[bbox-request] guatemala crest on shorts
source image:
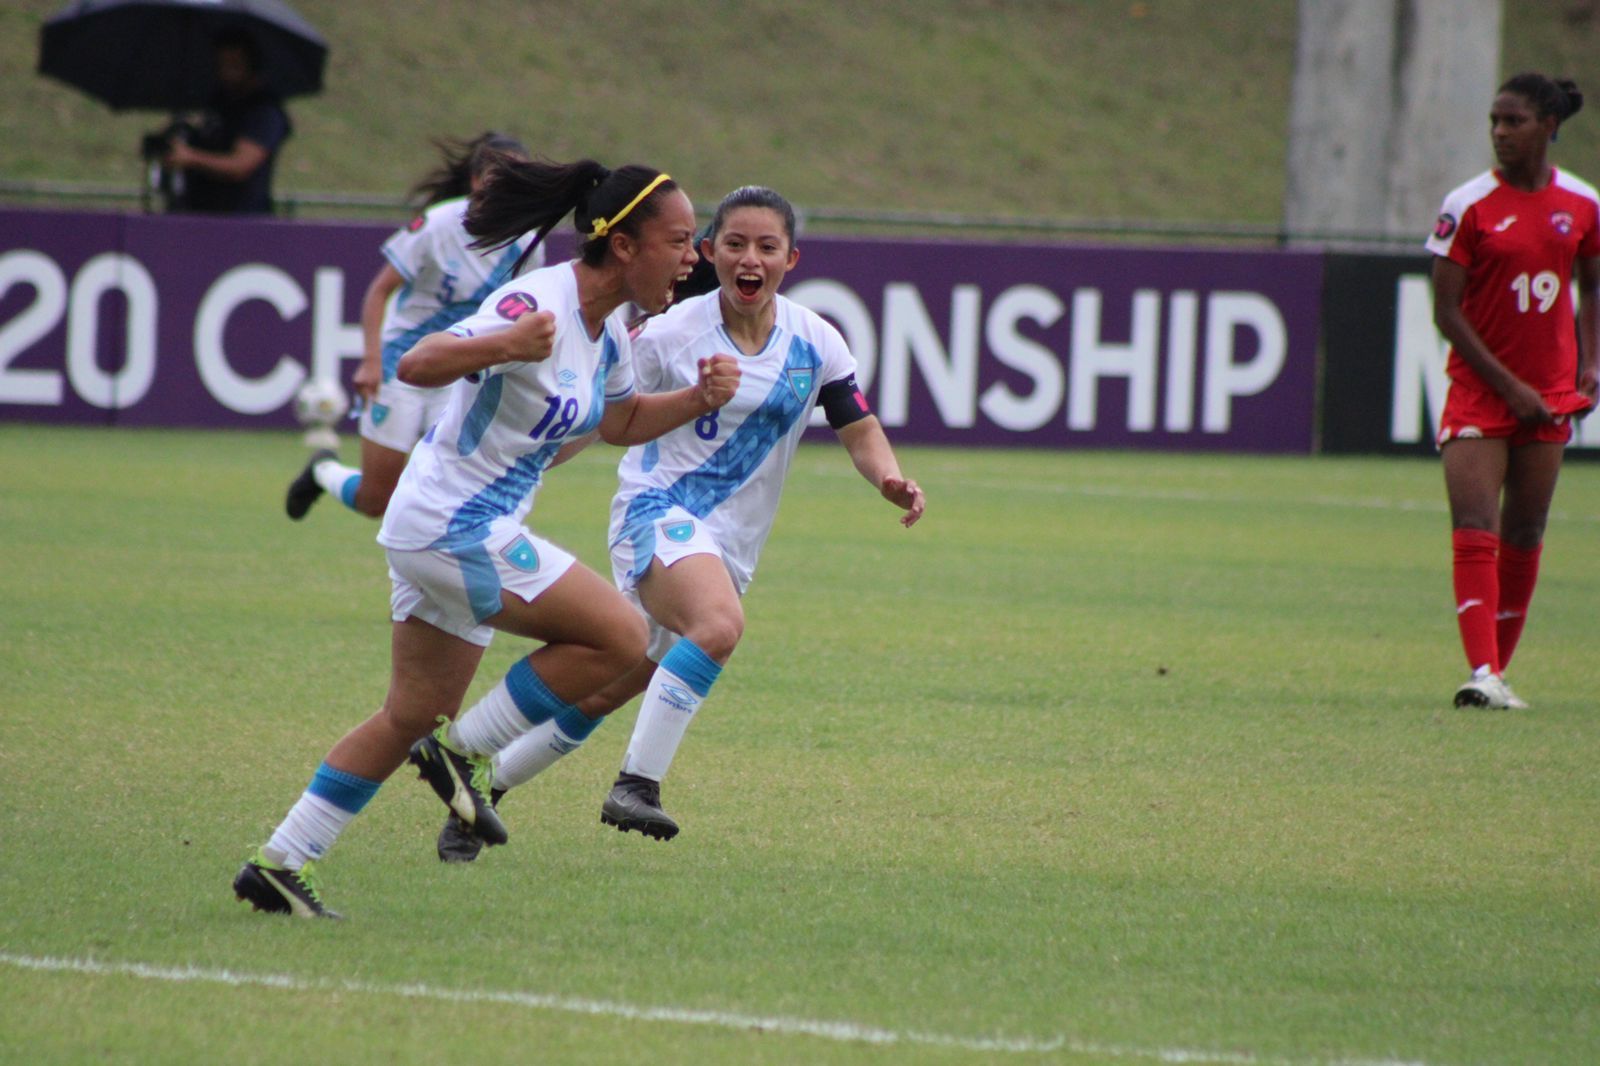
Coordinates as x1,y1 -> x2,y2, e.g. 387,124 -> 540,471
785,367 -> 815,403
662,520 -> 695,543
370,403 -> 390,426
500,535 -> 540,572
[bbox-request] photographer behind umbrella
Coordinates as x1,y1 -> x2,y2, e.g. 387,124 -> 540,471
148,28 -> 292,214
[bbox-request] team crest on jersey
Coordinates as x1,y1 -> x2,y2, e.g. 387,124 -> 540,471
785,367 -> 815,403
500,535 -> 540,572
662,520 -> 695,543
370,403 -> 390,426
1551,210 -> 1575,235
1433,212 -> 1457,239
496,291 -> 538,320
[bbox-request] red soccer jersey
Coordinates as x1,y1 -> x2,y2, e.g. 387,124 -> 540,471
1426,168 -> 1600,395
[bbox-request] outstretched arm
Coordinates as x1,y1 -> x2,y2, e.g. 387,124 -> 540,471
836,415 -> 924,527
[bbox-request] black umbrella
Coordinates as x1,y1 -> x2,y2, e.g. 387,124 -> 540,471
38,0 -> 327,112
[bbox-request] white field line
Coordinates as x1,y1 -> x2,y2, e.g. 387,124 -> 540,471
804,462 -> 1600,525
0,951 -> 1430,1066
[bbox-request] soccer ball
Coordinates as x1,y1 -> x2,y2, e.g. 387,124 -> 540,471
294,378 -> 348,427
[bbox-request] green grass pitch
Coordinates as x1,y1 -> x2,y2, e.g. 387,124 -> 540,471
1,424 -> 1597,1065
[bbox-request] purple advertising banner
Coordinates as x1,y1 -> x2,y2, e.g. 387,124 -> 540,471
0,207 -> 1323,451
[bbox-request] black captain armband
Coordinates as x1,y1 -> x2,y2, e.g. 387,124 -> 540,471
819,373 -> 872,429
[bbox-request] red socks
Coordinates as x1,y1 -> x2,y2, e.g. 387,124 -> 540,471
1452,528 -> 1501,674
1496,541 -> 1543,670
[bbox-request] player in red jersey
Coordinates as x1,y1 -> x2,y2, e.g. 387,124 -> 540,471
1427,72 -> 1600,709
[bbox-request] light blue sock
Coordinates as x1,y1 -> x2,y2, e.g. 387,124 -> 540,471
263,762 -> 381,869
493,705 -> 606,790
621,640 -> 722,780
450,658 -> 578,756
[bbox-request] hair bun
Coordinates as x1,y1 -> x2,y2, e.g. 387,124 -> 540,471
1557,77 -> 1584,119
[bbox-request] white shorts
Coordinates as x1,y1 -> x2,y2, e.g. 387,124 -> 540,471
610,504 -> 734,661
361,378 -> 450,453
387,518 -> 577,647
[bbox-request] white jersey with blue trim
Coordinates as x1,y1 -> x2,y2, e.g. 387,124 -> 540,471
610,290 -> 857,591
379,262 -> 636,551
377,197 -> 544,381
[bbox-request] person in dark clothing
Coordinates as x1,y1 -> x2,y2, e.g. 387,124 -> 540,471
163,29 -> 291,214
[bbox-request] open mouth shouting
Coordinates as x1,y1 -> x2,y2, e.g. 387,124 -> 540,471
735,273 -> 763,299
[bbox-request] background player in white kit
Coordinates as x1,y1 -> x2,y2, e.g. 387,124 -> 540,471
234,160 -> 740,917
436,186 -> 924,859
285,132 -> 542,520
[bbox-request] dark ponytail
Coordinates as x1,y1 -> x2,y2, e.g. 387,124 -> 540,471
465,160 -> 679,270
1500,72 -> 1584,127
408,131 -> 530,208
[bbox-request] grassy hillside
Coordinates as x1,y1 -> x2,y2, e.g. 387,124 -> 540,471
4,1 -> 1600,230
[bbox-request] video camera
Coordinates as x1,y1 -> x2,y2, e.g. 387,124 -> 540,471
139,119 -> 195,212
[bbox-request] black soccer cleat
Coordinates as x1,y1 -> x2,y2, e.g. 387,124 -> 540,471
409,725 -> 508,847
285,448 -> 338,520
437,788 -> 505,863
600,772 -> 679,841
233,852 -> 342,919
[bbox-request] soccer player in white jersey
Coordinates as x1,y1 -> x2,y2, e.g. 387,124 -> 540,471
1427,72 -> 1599,710
435,186 -> 925,859
285,132 -> 544,521
234,160 -> 740,917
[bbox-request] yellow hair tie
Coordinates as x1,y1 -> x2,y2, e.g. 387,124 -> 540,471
588,173 -> 672,240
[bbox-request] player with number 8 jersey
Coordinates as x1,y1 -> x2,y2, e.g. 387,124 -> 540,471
1427,71 -> 1600,712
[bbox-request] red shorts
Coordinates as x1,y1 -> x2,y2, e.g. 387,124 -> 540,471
1436,384 -> 1591,447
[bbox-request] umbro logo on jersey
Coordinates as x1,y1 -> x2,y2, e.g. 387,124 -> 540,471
1433,212 -> 1457,239
1551,210 -> 1575,234
1492,215 -> 1518,232
557,369 -> 578,387
496,291 -> 538,320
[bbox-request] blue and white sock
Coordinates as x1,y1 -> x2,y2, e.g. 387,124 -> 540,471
449,658 -> 576,757
492,705 -> 605,790
312,457 -> 361,511
620,640 -> 721,781
262,762 -> 380,869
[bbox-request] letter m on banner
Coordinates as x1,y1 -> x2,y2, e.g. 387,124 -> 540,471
1389,275 -> 1450,444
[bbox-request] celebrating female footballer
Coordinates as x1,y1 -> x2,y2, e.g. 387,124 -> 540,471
234,161 -> 739,917
433,185 -> 925,860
